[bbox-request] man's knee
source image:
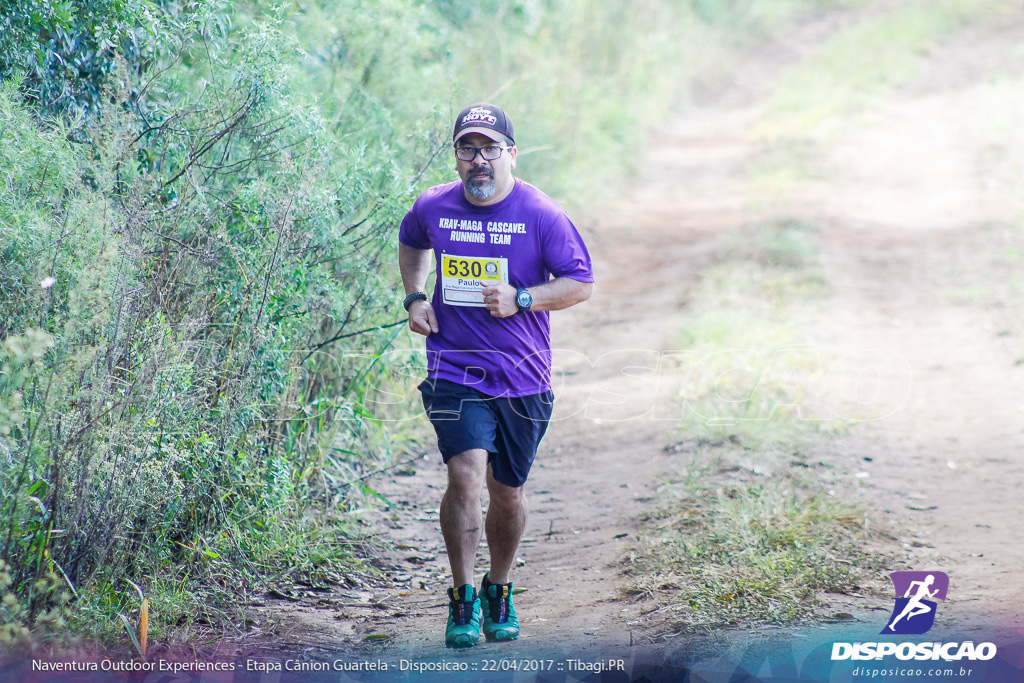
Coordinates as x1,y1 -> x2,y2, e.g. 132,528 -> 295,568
446,449 -> 488,494
487,474 -> 525,511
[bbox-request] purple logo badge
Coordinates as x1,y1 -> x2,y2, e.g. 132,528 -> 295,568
881,571 -> 949,635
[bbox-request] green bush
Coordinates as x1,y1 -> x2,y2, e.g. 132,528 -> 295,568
0,0 -> 158,117
0,11 -> 418,645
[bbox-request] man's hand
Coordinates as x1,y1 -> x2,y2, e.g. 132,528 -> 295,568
481,281 -> 518,318
408,299 -> 438,335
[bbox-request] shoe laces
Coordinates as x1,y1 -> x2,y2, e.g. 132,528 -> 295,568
449,585 -> 477,625
485,583 -> 512,623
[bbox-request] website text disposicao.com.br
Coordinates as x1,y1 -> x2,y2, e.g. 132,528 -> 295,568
852,664 -> 979,679
837,640 -> 996,680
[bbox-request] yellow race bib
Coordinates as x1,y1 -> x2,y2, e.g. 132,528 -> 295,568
440,254 -> 509,307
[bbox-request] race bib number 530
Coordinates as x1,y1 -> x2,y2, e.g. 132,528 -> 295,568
441,254 -> 509,307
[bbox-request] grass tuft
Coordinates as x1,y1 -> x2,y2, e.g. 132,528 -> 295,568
628,446 -> 886,635
629,218 -> 887,637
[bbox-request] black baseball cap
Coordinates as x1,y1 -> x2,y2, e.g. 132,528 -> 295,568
452,103 -> 515,145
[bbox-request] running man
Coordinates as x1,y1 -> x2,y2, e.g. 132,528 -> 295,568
888,574 -> 939,632
398,103 -> 594,647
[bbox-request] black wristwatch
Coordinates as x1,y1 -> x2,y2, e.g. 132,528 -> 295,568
515,288 -> 533,313
403,291 -> 428,311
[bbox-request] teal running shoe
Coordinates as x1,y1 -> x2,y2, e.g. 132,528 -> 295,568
480,574 -> 519,642
445,584 -> 481,648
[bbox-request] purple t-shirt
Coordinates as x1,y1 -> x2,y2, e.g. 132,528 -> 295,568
399,178 -> 594,397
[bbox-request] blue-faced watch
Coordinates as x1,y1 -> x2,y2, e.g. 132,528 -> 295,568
516,288 -> 533,312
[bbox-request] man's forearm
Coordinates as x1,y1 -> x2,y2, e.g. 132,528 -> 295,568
524,277 -> 593,312
399,243 -> 433,295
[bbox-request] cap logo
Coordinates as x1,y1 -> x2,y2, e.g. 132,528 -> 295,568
462,107 -> 497,127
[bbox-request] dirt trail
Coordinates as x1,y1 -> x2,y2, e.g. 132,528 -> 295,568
250,2 -> 1024,669
793,8 -> 1024,635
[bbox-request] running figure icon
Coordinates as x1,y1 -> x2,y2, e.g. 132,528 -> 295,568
882,570 -> 949,635
887,574 -> 938,631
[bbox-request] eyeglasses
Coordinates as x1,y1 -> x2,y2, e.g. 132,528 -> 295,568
454,144 -> 508,162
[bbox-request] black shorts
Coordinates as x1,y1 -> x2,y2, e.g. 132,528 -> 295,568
418,378 -> 554,487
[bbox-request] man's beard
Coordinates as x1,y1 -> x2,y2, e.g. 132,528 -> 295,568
465,168 -> 496,200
